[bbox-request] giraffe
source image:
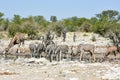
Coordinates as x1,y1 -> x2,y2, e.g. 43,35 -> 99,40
4,33 -> 25,58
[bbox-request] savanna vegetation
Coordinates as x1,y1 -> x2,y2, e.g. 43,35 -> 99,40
0,10 -> 120,39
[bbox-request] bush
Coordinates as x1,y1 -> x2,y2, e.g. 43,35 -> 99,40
83,34 -> 88,36
7,22 -> 38,38
67,25 -> 77,32
91,35 -> 96,42
7,24 -> 21,36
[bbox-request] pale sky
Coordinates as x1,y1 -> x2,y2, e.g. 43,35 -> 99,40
0,0 -> 120,20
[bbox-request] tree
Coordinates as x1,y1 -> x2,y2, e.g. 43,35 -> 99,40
91,10 -> 120,36
63,16 -> 81,31
3,18 -> 9,31
80,21 -> 93,32
50,16 -> 57,22
34,16 -> 45,24
0,12 -> 4,26
0,12 -> 4,17
96,10 -> 120,22
12,14 -> 22,25
34,15 -> 48,30
23,16 -> 38,39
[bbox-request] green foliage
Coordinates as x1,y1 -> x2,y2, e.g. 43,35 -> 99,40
83,34 -> 88,36
48,21 -> 63,37
80,21 -> 93,32
67,25 -> 77,32
12,14 -> 22,25
50,16 -> 57,22
96,10 -> 120,22
0,12 -> 4,18
0,10 -> 120,39
25,24 -> 38,36
91,35 -> 96,42
8,24 -> 21,36
54,25 -> 62,37
2,18 -> 9,31
90,10 -> 120,36
0,12 -> 4,28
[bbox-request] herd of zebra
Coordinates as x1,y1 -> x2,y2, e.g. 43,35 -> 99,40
3,32 -> 120,62
29,31 -> 120,62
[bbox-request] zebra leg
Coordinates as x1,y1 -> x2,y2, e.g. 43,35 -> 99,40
89,52 -> 92,63
91,50 -> 96,62
66,53 -> 69,60
80,50 -> 83,61
60,52 -> 62,61
49,52 -> 54,62
5,53 -> 7,59
50,55 -> 52,62
56,54 -> 59,61
39,53 -> 41,58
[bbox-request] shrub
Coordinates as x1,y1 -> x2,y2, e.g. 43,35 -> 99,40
83,34 -> 88,36
91,35 -> 96,42
7,24 -> 21,36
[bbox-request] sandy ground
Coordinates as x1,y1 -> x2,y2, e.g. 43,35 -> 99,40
0,58 -> 120,80
0,32 -> 120,80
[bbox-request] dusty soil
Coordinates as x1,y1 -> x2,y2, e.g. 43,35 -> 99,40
0,32 -> 120,80
0,58 -> 120,80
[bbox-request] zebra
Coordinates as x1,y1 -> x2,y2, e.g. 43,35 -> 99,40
36,43 -> 46,58
55,44 -> 69,61
45,42 -> 57,62
29,43 -> 37,58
